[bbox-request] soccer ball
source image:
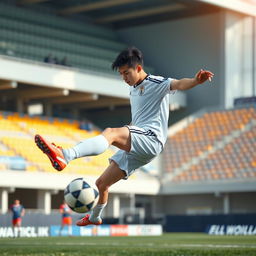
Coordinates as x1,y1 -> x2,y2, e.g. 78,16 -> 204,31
64,178 -> 99,213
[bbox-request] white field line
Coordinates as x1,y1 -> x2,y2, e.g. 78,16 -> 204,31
4,241 -> 256,249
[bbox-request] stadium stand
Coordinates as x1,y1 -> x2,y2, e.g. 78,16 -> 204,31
0,2 -> 156,75
163,106 -> 256,182
0,111 -> 115,175
0,2 -> 122,73
0,2 -> 118,41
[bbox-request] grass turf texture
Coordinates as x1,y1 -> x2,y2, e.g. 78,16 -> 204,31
0,233 -> 255,256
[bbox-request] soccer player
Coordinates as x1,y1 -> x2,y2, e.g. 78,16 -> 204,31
59,201 -> 72,236
11,199 -> 25,237
35,46 -> 214,226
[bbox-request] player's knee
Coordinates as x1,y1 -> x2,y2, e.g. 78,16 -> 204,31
96,178 -> 109,192
95,178 -> 101,189
102,127 -> 116,144
103,127 -> 113,135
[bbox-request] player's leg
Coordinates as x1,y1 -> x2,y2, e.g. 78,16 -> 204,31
95,159 -> 126,205
68,223 -> 72,236
76,161 -> 125,226
102,127 -> 131,152
35,126 -> 131,171
12,222 -> 16,238
17,220 -> 22,237
13,219 -> 21,237
64,127 -> 131,162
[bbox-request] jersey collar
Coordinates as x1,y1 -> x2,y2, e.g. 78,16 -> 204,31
133,74 -> 149,88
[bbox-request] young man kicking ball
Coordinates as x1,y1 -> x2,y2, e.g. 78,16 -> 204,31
35,46 -> 214,226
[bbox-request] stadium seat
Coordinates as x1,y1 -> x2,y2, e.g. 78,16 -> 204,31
0,2 -> 117,41
0,112 -> 115,175
0,4 -> 154,75
163,107 -> 256,182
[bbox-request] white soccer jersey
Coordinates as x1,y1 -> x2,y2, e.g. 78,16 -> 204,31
129,74 -> 175,147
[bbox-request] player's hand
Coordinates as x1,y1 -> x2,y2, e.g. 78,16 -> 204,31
195,69 -> 214,84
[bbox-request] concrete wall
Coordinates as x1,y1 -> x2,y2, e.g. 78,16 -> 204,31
229,192 -> 256,214
0,56 -> 128,99
159,194 -> 223,215
155,192 -> 256,215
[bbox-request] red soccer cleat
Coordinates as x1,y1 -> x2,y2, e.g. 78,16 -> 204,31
76,214 -> 102,226
35,134 -> 67,171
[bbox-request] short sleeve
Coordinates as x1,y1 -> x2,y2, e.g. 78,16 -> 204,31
169,79 -> 177,95
158,78 -> 176,97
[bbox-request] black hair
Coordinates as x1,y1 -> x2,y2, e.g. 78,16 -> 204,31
112,46 -> 144,70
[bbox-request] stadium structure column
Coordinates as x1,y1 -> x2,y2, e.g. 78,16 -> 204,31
71,108 -> 79,120
37,189 -> 58,214
113,195 -> 120,218
223,11 -> 255,107
253,16 -> 256,96
223,193 -> 230,214
107,194 -> 120,218
45,102 -> 53,117
17,99 -> 24,114
129,193 -> 135,211
0,188 -> 9,214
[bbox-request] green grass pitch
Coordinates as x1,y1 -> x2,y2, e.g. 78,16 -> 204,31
0,233 -> 255,256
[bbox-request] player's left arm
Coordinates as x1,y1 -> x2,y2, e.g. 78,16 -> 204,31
21,207 -> 25,217
171,69 -> 214,91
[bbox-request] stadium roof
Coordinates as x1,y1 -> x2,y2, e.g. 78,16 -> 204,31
16,0 -> 256,29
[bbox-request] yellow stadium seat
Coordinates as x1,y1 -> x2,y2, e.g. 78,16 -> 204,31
0,112 -> 114,175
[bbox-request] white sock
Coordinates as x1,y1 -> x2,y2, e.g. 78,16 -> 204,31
68,225 -> 72,236
63,135 -> 109,163
89,203 -> 107,223
59,226 -> 63,236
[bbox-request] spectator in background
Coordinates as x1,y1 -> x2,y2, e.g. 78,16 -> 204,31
11,199 -> 25,237
59,201 -> 72,236
60,56 -> 71,67
44,55 -> 71,66
53,56 -> 59,65
44,53 -> 55,64
80,120 -> 93,132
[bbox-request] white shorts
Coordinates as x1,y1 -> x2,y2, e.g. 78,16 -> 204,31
109,126 -> 163,179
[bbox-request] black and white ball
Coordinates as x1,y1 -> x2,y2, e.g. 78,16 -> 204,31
64,178 -> 99,213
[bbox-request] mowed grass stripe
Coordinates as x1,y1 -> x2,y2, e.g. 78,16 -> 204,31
1,241 -> 256,249
0,233 -> 255,256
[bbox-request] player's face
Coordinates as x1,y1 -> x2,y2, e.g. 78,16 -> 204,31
14,200 -> 20,205
118,65 -> 140,86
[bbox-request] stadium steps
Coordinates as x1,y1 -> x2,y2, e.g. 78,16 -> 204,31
164,108 -> 255,169
163,107 -> 256,182
0,4 -> 154,74
0,142 -> 15,157
0,2 -> 118,41
0,16 -> 124,52
168,119 -> 255,180
0,39 -> 113,73
0,27 -> 119,61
